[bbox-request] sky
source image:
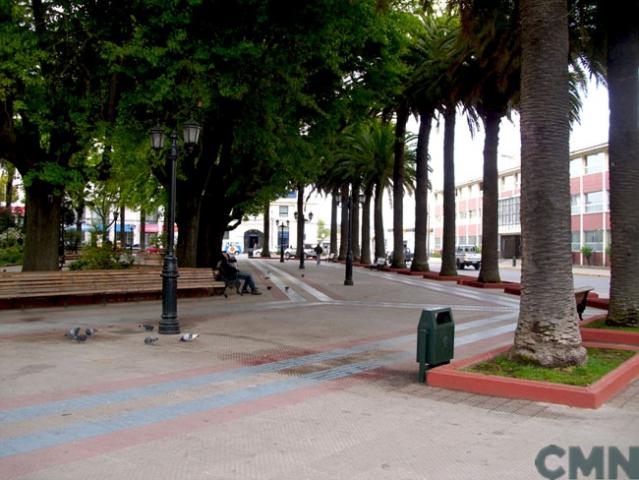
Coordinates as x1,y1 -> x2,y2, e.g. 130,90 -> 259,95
414,80 -> 610,190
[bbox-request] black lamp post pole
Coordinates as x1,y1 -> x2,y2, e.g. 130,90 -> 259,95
159,131 -> 180,334
344,186 -> 354,286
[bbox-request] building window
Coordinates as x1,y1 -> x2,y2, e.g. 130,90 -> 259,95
570,158 -> 582,177
571,194 -> 581,215
585,191 -> 604,213
498,197 -> 521,226
571,231 -> 580,252
585,152 -> 605,174
584,230 -> 603,252
279,205 -> 288,217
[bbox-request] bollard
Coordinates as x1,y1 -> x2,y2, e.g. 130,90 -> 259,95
512,255 -> 517,267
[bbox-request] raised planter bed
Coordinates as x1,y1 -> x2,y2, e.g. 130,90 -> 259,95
581,314 -> 639,346
426,342 -> 639,409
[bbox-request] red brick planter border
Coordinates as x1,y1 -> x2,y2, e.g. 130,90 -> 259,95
426,342 -> 639,409
422,272 -> 463,281
456,278 -> 518,289
581,314 -> 639,346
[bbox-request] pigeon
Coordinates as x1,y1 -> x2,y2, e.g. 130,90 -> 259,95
144,336 -> 159,345
75,334 -> 88,342
140,323 -> 154,331
66,327 -> 81,339
85,328 -> 97,337
180,333 -> 199,342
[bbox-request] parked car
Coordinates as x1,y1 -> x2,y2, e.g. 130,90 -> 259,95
252,248 -> 262,257
456,244 -> 481,270
284,244 -> 317,259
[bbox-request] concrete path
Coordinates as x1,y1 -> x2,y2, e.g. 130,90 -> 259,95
0,259 -> 635,480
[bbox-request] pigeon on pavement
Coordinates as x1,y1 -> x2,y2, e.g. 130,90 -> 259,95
144,336 -> 159,345
180,333 -> 199,342
75,334 -> 88,342
140,324 -> 154,331
66,327 -> 81,338
85,328 -> 97,337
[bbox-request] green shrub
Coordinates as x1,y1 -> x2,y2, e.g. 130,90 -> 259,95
581,245 -> 593,264
0,245 -> 23,266
68,246 -> 134,270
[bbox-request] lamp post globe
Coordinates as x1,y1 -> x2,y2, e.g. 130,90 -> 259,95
149,120 -> 201,334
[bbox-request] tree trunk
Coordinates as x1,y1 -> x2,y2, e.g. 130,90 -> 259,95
74,198 -> 84,251
296,183 -> 304,265
391,103 -> 409,268
22,181 -> 60,271
176,195 -> 200,267
374,181 -> 385,261
513,0 -> 586,367
262,201 -> 271,257
412,111 -> 432,272
330,189 -> 338,256
4,164 -> 14,209
360,186 -> 373,265
440,107 -> 457,276
119,204 -> 126,247
338,184 -> 348,260
478,110 -> 502,283
352,181 -> 361,262
606,1 -> 639,327
140,209 -> 146,251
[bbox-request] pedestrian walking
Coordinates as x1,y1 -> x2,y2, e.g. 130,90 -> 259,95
314,244 -> 323,265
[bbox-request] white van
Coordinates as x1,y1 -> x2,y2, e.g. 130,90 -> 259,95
456,245 -> 481,270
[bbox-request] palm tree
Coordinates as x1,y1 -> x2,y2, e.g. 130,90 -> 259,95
596,1 -> 639,327
405,12 -> 459,272
439,105 -> 458,276
512,0 -> 586,367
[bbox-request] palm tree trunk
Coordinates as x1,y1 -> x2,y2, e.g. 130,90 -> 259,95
338,184 -> 348,261
374,181 -> 385,260
352,181 -> 361,262
440,106 -> 457,276
412,110 -> 432,272
330,189 -> 338,257
478,110 -> 502,283
361,186 -> 373,265
605,1 -> 639,327
513,0 -> 585,367
262,201 -> 271,257
391,103 -> 409,268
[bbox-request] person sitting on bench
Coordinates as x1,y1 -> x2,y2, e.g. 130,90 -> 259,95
219,252 -> 262,295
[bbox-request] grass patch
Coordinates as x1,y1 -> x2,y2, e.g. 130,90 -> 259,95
584,318 -> 639,333
465,348 -> 635,386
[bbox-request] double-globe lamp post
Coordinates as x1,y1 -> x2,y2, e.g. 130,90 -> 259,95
294,211 -> 313,269
150,120 -> 201,335
276,219 -> 289,263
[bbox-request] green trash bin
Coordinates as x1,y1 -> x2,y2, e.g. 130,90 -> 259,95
416,308 -> 455,383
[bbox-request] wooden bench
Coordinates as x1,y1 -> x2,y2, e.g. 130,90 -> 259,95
0,268 -> 225,309
575,286 -> 594,321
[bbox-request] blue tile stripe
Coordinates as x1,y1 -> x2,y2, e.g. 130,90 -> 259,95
0,320 -> 516,459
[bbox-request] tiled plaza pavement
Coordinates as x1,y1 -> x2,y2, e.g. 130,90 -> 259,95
0,259 -> 636,480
